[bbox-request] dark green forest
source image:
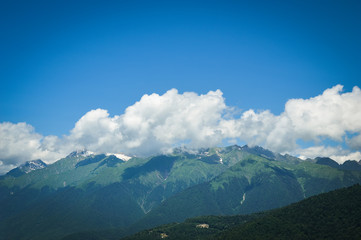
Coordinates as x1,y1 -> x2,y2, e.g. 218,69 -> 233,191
122,184 -> 361,240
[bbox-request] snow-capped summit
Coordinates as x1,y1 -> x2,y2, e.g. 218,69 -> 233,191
6,159 -> 47,177
66,150 -> 131,161
106,153 -> 132,161
68,149 -> 94,158
23,160 -> 48,173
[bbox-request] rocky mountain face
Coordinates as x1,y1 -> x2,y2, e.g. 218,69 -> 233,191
4,159 -> 47,177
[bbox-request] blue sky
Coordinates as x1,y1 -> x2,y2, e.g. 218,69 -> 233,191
1,0 -> 361,172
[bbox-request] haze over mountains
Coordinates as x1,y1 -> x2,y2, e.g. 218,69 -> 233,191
1,145 -> 361,240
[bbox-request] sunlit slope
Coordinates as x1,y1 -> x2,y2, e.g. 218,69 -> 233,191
0,147 -> 243,240
130,153 -> 361,231
1,146 -> 361,240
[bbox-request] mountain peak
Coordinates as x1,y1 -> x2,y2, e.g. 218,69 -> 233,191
6,159 -> 47,177
316,157 -> 361,171
67,149 -> 94,158
315,157 -> 339,166
241,145 -> 276,160
23,160 -> 47,173
105,153 -> 132,161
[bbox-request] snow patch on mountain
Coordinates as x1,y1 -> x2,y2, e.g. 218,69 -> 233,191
68,149 -> 94,158
106,153 -> 132,161
23,160 -> 47,173
5,159 -> 48,177
240,193 -> 246,205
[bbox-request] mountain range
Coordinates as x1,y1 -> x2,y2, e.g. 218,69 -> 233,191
1,145 -> 361,240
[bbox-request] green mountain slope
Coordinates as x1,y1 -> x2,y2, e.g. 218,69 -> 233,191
1,146 -> 361,240
121,184 -> 361,240
127,153 -> 361,233
0,148 -> 235,239
1,160 -> 47,178
0,184 -> 144,240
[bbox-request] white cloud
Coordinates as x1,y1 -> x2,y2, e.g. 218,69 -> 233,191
294,145 -> 361,164
331,152 -> 361,163
284,85 -> 361,141
0,122 -> 42,167
229,85 -> 361,157
1,85 -> 361,174
295,145 -> 344,160
67,108 -> 123,153
0,122 -> 65,174
67,89 -> 228,156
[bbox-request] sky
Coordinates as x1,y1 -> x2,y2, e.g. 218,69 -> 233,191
0,0 -> 361,173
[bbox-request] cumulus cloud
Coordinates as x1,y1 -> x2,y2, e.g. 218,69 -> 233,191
231,85 -> 361,155
295,145 -> 361,164
0,122 -> 42,166
331,152 -> 361,163
0,122 -> 65,174
1,85 -> 361,174
284,85 -> 361,141
68,89 -> 228,155
67,109 -> 123,153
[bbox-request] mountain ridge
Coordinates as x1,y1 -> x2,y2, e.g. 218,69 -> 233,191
4,145 -> 361,179
2,159 -> 47,178
1,145 -> 361,240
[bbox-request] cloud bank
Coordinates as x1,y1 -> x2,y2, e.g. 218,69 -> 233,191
1,85 -> 361,173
